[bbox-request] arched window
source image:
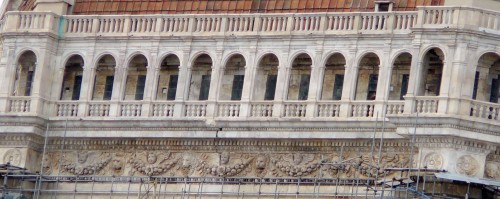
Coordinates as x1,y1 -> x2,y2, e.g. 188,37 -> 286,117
92,55 -> 116,100
355,53 -> 380,100
321,53 -> 346,100
188,54 -> 213,101
60,55 -> 84,100
253,54 -> 279,101
124,54 -> 148,100
389,53 -> 412,100
220,54 -> 246,101
417,48 -> 444,96
474,52 -> 500,103
13,51 -> 37,96
157,54 -> 180,100
287,53 -> 312,100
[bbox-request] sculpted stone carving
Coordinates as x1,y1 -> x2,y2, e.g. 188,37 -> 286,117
423,152 -> 443,169
110,153 -> 126,176
178,152 -> 196,176
324,153 -> 356,177
198,152 -> 253,177
358,154 -> 409,177
3,149 -> 22,166
456,155 -> 479,176
128,152 -> 177,176
485,162 -> 500,179
271,154 -> 321,177
61,151 -> 111,175
255,155 -> 268,177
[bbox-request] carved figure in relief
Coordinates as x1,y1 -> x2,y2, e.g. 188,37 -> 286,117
61,151 -> 111,175
178,153 -> 196,176
128,151 -> 177,176
255,155 -> 268,177
110,153 -> 126,176
3,149 -> 22,166
324,153 -> 355,177
485,162 -> 500,179
271,154 -> 321,177
456,155 -> 479,176
198,152 -> 253,177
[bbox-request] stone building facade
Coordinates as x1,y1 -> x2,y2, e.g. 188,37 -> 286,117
0,0 -> 499,198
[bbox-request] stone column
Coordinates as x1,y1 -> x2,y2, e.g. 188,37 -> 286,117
173,51 -> 191,118
306,65 -> 323,118
339,51 -> 358,117
206,62 -> 221,118
109,66 -> 125,117
77,65 -> 94,117
141,65 -> 155,117
374,52 -> 391,116
31,47 -> 53,116
403,49 -> 421,114
437,47 -> 453,114
239,52 -> 256,118
0,47 -> 16,113
272,63 -> 288,118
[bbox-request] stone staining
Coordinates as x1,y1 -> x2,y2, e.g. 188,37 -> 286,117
188,54 -> 213,100
287,53 -> 312,100
3,148 -> 22,166
61,151 -> 111,175
128,151 -> 177,176
178,152 -> 197,176
92,55 -> 116,100
110,153 -> 126,176
355,53 -> 380,100
423,152 -> 443,169
271,154 -> 321,177
456,155 -> 479,176
198,152 -> 253,177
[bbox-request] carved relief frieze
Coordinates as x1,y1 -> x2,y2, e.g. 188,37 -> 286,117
271,154 -> 321,177
197,152 -> 253,177
485,161 -> 500,180
61,151 -> 111,175
128,151 -> 177,176
357,154 -> 410,177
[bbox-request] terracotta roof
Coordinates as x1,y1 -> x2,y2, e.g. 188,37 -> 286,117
70,0 -> 444,15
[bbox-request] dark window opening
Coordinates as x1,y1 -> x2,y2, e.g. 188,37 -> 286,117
72,75 -> 82,100
472,72 -> 479,100
264,75 -> 277,101
24,71 -> 34,96
134,75 -> 146,100
367,74 -> 378,100
298,75 -> 310,100
103,76 -> 114,100
333,74 -> 344,100
199,75 -> 211,100
231,75 -> 244,100
167,75 -> 178,101
400,74 -> 409,100
378,3 -> 390,12
490,75 -> 499,103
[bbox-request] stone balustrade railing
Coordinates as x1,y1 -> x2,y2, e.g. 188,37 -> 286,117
3,6 -> 499,37
5,96 -> 500,124
469,100 -> 500,121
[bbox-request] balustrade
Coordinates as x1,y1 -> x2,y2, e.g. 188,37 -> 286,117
184,102 -> 207,118
217,102 -> 241,118
6,7 -> 497,37
8,97 -> 31,113
282,102 -> 307,118
88,102 -> 111,117
414,97 -> 439,114
152,102 -> 175,117
351,102 -> 375,117
385,101 -> 405,115
469,100 -> 499,121
250,102 -> 274,118
317,102 -> 341,118
120,102 -> 143,117
56,102 -> 79,117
